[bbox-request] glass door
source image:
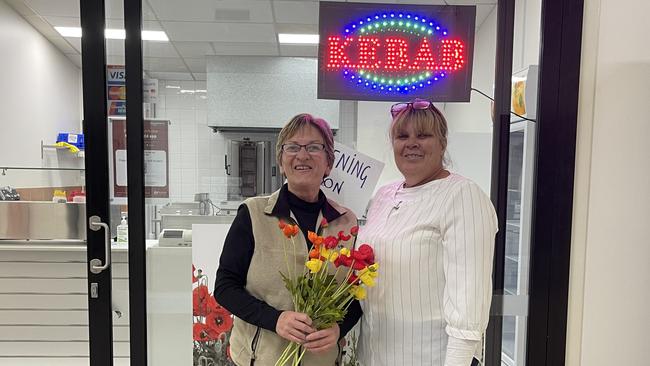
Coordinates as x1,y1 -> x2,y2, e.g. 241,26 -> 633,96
124,0 -> 507,365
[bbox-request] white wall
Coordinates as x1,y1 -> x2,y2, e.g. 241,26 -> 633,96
0,0 -> 82,188
567,0 -> 650,365
356,7 -> 498,194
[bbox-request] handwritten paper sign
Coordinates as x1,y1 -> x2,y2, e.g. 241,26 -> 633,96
321,142 -> 384,217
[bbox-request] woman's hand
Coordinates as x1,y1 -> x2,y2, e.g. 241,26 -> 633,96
303,323 -> 340,354
276,311 -> 316,344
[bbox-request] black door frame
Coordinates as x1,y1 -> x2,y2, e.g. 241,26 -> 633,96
80,1 -> 113,366
485,0 -> 584,365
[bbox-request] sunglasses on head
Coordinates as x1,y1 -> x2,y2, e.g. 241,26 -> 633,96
390,99 -> 434,118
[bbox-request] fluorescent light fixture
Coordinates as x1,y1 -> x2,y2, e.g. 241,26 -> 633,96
55,27 -> 81,38
142,30 -> 168,41
165,85 -> 181,89
278,33 -> 319,44
195,89 -> 207,93
54,27 -> 168,42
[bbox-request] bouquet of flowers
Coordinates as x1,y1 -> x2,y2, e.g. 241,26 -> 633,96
192,265 -> 235,366
276,218 -> 379,366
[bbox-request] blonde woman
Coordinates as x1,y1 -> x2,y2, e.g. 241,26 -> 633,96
357,100 -> 497,366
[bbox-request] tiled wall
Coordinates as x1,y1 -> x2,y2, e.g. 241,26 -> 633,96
156,79 -> 353,205
156,79 -> 228,203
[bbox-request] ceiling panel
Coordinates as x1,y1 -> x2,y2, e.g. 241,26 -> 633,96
174,42 -> 216,58
23,0 -> 78,17
274,23 -> 318,34
142,42 -> 181,58
192,73 -> 207,81
43,16 -> 79,27
183,58 -> 207,73
211,42 -> 278,56
272,1 -> 318,25
144,57 -> 189,73
162,22 -> 277,43
68,37 -> 81,53
147,71 -> 195,81
279,44 -> 318,58
148,0 -> 272,22
24,15 -> 60,38
476,4 -> 496,29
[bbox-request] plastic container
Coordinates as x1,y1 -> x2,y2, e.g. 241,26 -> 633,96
56,133 -> 85,150
52,190 -> 67,203
116,212 -> 128,243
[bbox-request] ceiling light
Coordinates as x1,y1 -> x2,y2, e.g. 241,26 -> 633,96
142,31 -> 169,41
54,27 -> 81,38
278,33 -> 319,44
165,85 -> 181,89
54,27 -> 169,42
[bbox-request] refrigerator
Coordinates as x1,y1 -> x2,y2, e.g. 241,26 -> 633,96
501,119 -> 536,366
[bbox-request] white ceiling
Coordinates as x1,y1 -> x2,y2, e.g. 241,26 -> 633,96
6,0 -> 496,81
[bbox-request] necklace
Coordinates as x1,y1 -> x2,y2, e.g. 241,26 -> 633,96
403,166 -> 447,188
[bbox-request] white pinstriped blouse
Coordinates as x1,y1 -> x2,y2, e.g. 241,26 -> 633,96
357,173 -> 497,366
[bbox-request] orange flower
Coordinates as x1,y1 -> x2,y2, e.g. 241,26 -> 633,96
283,224 -> 299,238
307,231 -> 323,246
278,219 -> 287,230
309,247 -> 320,259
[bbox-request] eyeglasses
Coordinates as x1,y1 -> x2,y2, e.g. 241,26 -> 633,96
390,99 -> 433,118
281,143 -> 326,155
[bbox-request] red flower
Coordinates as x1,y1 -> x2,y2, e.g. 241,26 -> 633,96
354,244 -> 375,264
352,259 -> 367,270
193,285 -> 210,316
206,310 -> 233,339
278,219 -> 287,230
192,264 -> 197,283
320,217 -> 329,228
193,323 -> 210,341
348,273 -> 359,284
323,236 -> 339,249
350,225 -> 359,236
336,254 -> 353,268
337,231 -> 351,241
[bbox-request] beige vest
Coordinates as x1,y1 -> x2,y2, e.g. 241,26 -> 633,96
229,190 -> 358,366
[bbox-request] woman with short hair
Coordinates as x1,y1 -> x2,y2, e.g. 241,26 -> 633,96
215,113 -> 362,366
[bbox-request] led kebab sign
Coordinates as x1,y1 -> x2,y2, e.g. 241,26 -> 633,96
318,3 -> 476,102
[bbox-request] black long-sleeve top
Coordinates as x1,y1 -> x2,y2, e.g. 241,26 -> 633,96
214,185 -> 362,339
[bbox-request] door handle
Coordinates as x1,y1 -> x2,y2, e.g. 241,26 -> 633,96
89,215 -> 111,274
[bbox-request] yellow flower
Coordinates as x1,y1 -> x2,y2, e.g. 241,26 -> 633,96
305,259 -> 323,273
349,285 -> 366,300
319,247 -> 339,262
359,271 -> 376,287
369,263 -> 379,272
340,248 -> 351,257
